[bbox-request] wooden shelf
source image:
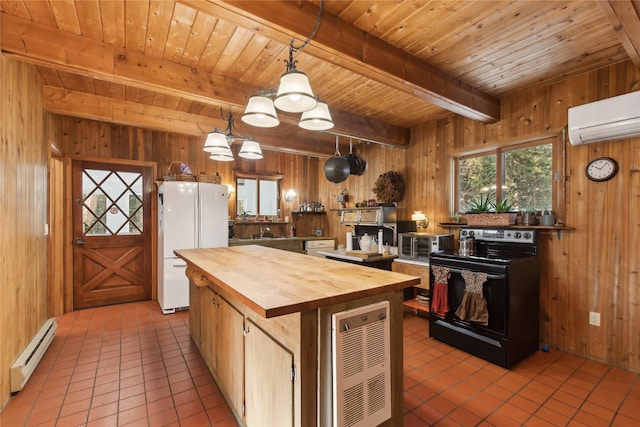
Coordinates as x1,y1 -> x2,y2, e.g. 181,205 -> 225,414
292,211 -> 326,215
235,221 -> 289,225
403,299 -> 430,315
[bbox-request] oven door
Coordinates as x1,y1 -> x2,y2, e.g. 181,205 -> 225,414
429,255 -> 509,336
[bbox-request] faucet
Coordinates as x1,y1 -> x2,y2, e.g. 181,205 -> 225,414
260,227 -> 271,238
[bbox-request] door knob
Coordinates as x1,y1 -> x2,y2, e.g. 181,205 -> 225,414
75,237 -> 86,246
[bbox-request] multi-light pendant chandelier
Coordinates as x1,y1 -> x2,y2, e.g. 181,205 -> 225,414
205,0 -> 331,162
203,108 -> 263,161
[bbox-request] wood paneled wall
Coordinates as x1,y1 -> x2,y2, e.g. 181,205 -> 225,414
4,56 -> 638,414
46,61 -> 640,373
397,60 -> 640,373
0,54 -> 49,407
49,116 -> 324,227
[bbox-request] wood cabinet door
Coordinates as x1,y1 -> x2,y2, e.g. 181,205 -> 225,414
189,283 -> 201,347
217,297 -> 244,415
244,319 -> 294,427
201,286 -> 218,373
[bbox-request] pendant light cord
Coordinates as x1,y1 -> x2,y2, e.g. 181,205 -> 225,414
291,0 -> 325,52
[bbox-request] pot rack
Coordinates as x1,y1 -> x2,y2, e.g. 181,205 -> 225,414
322,130 -> 400,149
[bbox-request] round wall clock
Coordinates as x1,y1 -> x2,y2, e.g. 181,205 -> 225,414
585,157 -> 618,182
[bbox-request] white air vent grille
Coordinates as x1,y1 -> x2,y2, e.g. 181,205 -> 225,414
332,301 -> 391,427
368,373 -> 386,415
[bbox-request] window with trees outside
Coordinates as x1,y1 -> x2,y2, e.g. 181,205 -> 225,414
456,141 -> 555,214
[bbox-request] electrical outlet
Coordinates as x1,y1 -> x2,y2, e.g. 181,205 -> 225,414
589,311 -> 600,327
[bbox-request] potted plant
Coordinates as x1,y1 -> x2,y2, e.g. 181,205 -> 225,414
238,209 -> 251,222
493,197 -> 513,213
467,194 -> 492,213
466,195 -> 517,226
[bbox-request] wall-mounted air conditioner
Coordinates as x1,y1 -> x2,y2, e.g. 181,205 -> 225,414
568,91 -> 640,145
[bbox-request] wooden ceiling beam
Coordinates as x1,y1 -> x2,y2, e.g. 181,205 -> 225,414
42,86 -> 337,157
1,13 -> 408,147
598,0 -> 640,69
192,0 -> 500,123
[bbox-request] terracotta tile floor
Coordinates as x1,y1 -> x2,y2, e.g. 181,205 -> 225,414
2,301 -> 640,426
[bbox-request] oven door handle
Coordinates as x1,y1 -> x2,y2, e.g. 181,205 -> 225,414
433,266 -> 506,280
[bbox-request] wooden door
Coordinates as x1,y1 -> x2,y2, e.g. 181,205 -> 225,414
244,319 -> 294,426
217,296 -> 244,414
72,160 -> 153,309
201,286 -> 218,373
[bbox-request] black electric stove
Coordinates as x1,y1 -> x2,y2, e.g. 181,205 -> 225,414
429,227 -> 540,368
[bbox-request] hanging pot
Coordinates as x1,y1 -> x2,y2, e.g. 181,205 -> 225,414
353,155 -> 368,176
324,136 -> 350,183
344,139 -> 360,175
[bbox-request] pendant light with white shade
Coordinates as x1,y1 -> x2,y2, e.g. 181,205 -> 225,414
273,45 -> 317,113
204,108 -> 263,161
238,138 -> 263,160
241,0 -> 333,130
298,98 -> 334,130
209,146 -> 234,162
241,94 -> 280,128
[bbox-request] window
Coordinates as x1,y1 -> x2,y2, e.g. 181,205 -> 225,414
456,141 -> 555,213
236,174 -> 282,217
82,169 -> 143,235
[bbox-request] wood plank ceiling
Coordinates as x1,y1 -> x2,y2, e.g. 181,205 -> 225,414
1,0 -> 639,157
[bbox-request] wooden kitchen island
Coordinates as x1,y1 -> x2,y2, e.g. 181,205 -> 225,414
175,245 -> 419,427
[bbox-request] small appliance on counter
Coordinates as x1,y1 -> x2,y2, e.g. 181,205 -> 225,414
228,220 -> 235,239
398,233 -> 454,261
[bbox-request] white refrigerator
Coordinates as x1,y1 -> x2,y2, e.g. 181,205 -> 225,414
158,181 -> 228,314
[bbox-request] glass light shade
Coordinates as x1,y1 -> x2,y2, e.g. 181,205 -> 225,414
284,188 -> 297,202
203,130 -> 229,153
411,210 -> 429,228
411,211 -> 427,221
242,95 -> 280,128
298,100 -> 334,130
274,70 -> 317,113
238,139 -> 263,160
208,146 -> 234,162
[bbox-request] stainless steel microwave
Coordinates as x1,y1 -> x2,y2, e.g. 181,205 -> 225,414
398,233 -> 454,261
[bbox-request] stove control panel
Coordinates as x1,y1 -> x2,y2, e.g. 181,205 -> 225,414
460,228 -> 536,244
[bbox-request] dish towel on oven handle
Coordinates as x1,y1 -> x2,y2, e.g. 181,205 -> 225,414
455,270 -> 489,326
431,266 -> 451,317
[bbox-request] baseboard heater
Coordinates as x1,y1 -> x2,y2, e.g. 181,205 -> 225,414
11,318 -> 57,392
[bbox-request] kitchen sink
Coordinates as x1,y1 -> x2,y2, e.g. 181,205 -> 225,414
232,236 -> 289,241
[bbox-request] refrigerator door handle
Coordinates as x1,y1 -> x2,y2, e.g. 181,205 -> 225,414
173,261 -> 187,267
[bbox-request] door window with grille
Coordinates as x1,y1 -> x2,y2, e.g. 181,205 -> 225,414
82,169 -> 144,236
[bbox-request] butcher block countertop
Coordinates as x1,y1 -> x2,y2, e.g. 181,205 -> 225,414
175,245 -> 420,319
317,249 -> 398,262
